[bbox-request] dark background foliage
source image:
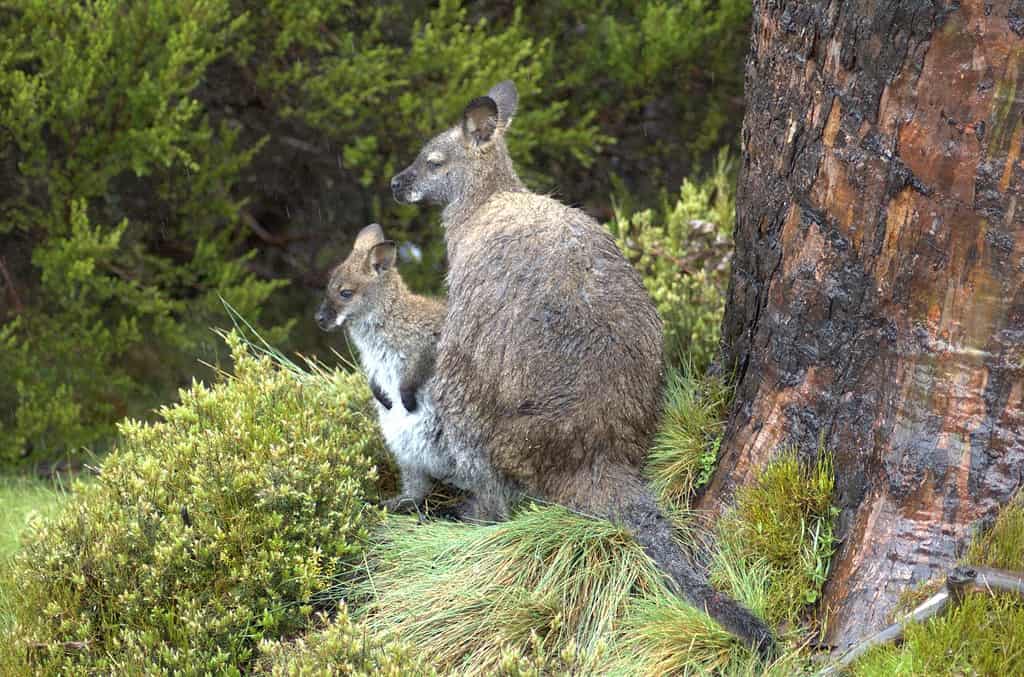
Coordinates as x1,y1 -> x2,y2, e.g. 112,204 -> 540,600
0,0 -> 750,465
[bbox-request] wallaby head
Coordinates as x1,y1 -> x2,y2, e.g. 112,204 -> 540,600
391,80 -> 522,211
315,223 -> 397,332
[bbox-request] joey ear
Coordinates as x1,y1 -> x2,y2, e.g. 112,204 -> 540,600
356,223 -> 385,247
368,240 -> 397,274
487,80 -> 517,129
462,96 -> 499,146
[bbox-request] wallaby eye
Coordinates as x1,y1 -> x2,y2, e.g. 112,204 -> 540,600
426,153 -> 445,169
339,289 -> 354,300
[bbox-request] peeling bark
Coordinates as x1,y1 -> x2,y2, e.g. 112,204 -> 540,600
704,0 -> 1024,648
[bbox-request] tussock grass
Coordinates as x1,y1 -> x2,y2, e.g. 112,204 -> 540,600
852,593 -> 1024,676
354,505 -> 667,674
966,495 -> 1024,570
646,367 -> 730,511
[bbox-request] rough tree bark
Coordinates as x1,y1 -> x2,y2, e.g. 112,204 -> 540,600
700,0 -> 1024,649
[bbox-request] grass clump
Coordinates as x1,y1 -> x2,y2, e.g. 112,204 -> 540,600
853,495 -> 1024,676
354,505 -> 666,675
0,332 -> 385,675
713,450 -> 838,627
647,368 -> 730,511
966,495 -> 1024,570
256,605 -> 434,677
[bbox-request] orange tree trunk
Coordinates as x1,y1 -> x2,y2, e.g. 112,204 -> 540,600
702,0 -> 1024,648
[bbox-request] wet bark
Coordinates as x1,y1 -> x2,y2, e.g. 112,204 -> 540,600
702,0 -> 1024,648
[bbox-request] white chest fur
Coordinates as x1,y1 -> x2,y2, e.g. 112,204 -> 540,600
348,328 -> 450,483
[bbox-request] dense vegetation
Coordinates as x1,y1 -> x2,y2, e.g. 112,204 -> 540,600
0,0 -> 750,467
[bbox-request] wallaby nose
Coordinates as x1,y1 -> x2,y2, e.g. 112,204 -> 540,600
314,304 -> 330,331
390,174 -> 401,192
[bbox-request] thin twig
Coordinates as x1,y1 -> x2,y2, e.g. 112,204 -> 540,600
0,256 -> 24,313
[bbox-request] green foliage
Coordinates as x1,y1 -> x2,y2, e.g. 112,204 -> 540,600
0,333 -> 383,674
0,0 -> 285,465
647,367 -> 731,511
256,607 -> 435,677
713,450 -> 839,627
0,476 -> 67,639
0,476 -> 66,563
609,150 -> 736,372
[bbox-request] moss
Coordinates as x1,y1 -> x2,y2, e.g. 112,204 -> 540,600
0,332 -> 384,674
712,450 -> 838,627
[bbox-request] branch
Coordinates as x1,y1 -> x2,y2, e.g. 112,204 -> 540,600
0,256 -> 24,314
820,566 -> 1024,675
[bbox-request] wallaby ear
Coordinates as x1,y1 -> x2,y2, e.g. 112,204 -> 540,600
462,96 -> 499,146
368,240 -> 397,274
487,80 -> 517,129
355,223 -> 385,247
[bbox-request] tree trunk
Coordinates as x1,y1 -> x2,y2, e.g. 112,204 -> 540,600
702,0 -> 1024,649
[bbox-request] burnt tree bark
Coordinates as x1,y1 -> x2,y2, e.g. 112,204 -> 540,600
701,0 -> 1024,648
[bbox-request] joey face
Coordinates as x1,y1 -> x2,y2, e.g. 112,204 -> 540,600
315,224 -> 397,332
391,81 -> 518,207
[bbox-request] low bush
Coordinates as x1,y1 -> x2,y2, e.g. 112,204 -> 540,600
0,332 -> 384,674
608,150 -> 736,372
256,605 -> 434,677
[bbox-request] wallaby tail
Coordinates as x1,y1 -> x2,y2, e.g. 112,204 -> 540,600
614,486 -> 777,661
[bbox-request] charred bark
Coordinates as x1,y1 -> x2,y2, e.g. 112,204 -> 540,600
703,0 -> 1024,648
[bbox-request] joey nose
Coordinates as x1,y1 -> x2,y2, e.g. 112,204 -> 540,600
314,304 -> 330,331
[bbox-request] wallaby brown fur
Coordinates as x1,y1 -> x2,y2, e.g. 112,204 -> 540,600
391,81 -> 776,658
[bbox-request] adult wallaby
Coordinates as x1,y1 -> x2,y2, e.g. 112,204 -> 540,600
315,224 -> 502,513
391,82 -> 776,658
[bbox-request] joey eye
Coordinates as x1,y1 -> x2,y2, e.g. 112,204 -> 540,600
426,154 -> 444,169
339,289 -> 354,300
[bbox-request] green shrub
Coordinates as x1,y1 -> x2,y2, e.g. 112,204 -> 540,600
0,333 -> 383,674
256,606 -> 434,677
608,150 -> 736,372
646,367 -> 731,511
712,450 -> 839,627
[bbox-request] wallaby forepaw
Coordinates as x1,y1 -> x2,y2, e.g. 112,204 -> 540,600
382,495 -> 423,514
399,388 -> 418,412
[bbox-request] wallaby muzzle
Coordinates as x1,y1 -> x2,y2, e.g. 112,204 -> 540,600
390,168 -> 416,203
314,301 -> 339,332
